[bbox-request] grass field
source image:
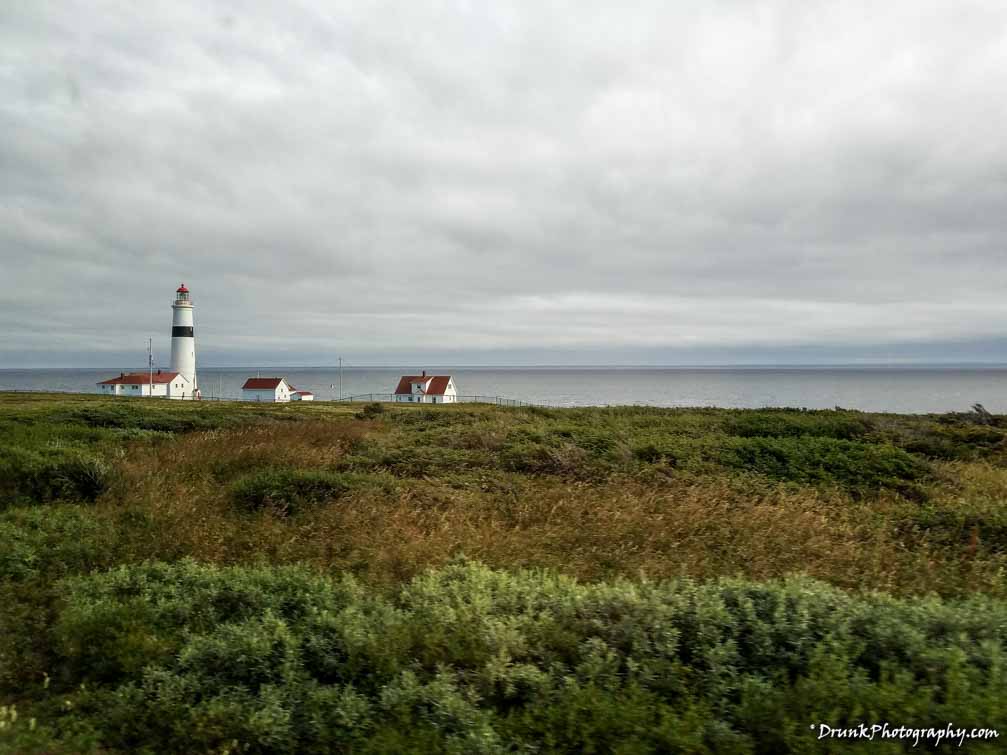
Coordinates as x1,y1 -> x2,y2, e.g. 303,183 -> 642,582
1,392 -> 1005,752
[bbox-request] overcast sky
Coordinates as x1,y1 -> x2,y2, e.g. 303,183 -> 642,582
2,1 -> 1006,367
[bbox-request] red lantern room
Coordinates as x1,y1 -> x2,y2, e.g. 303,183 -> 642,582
175,283 -> 190,303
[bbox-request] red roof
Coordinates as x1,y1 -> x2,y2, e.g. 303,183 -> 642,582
293,390 -> 313,396
426,376 -> 451,395
99,371 -> 180,385
242,377 -> 288,390
176,283 -> 189,293
394,375 -> 425,394
394,375 -> 452,395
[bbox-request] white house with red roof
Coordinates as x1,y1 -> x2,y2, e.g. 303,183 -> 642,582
291,389 -> 314,401
97,370 -> 192,398
241,377 -> 300,402
394,372 -> 458,404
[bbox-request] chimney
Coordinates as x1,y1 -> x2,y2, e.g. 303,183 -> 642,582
422,370 -> 426,377
157,369 -> 161,375
120,372 -> 124,378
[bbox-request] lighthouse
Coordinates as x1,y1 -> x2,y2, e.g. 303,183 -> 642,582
169,283 -> 198,398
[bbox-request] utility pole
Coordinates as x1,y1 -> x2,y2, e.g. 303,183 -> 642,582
148,337 -> 153,398
338,357 -> 343,400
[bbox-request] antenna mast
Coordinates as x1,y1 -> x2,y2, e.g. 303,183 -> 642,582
148,337 -> 153,398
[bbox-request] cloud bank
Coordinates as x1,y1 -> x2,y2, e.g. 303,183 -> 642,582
2,1 -> 1006,366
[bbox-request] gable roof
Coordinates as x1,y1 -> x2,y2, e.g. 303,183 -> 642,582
98,371 -> 181,386
242,377 -> 289,390
426,376 -> 452,395
394,375 -> 452,395
293,390 -> 313,396
394,375 -> 425,394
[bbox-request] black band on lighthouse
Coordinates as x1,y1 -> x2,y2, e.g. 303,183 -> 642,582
172,326 -> 194,338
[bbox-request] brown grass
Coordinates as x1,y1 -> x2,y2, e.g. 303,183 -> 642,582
84,415 -> 1007,597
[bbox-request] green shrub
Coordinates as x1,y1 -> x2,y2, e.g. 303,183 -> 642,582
547,426 -> 618,455
724,410 -> 873,440
499,440 -> 592,477
54,559 -> 366,686
356,402 -> 386,420
389,408 -> 484,428
631,443 -> 668,464
0,447 -> 115,504
37,560 -> 1007,754
718,436 -> 930,498
902,424 -> 1006,461
231,469 -> 380,514
901,502 -> 1007,553
108,427 -> 175,443
52,454 -> 114,501
51,405 -> 233,434
0,507 -> 110,703
0,706 -> 102,755
339,440 -> 488,477
0,506 -> 106,582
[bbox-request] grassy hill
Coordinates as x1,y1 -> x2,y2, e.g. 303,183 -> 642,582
1,393 -> 1005,752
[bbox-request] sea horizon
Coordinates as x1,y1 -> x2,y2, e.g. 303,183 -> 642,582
5,362 -> 1007,371
3,364 -> 1005,413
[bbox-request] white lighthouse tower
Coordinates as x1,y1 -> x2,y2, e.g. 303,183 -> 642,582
169,283 -> 199,398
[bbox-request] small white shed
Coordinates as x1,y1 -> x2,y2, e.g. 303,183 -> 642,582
242,377 -> 294,402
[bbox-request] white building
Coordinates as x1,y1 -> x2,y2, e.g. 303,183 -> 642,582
242,377 -> 295,402
394,372 -> 458,404
291,390 -> 314,401
97,370 -> 192,398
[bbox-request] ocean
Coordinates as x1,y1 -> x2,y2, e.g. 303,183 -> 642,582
1,366 -> 1005,413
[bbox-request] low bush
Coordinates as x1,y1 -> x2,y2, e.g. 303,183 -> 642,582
355,402 -> 386,420
718,436 -> 930,498
546,425 -> 619,455
0,506 -> 107,582
231,469 -> 385,514
631,442 -> 673,464
724,410 -> 873,440
49,405 -> 240,434
339,439 -> 488,477
902,425 -> 1006,461
499,440 -> 593,477
0,447 -> 116,505
901,502 -> 1007,553
29,560 -> 1007,754
0,706 -> 101,755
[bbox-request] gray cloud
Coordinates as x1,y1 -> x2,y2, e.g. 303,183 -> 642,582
2,0 -> 1006,367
